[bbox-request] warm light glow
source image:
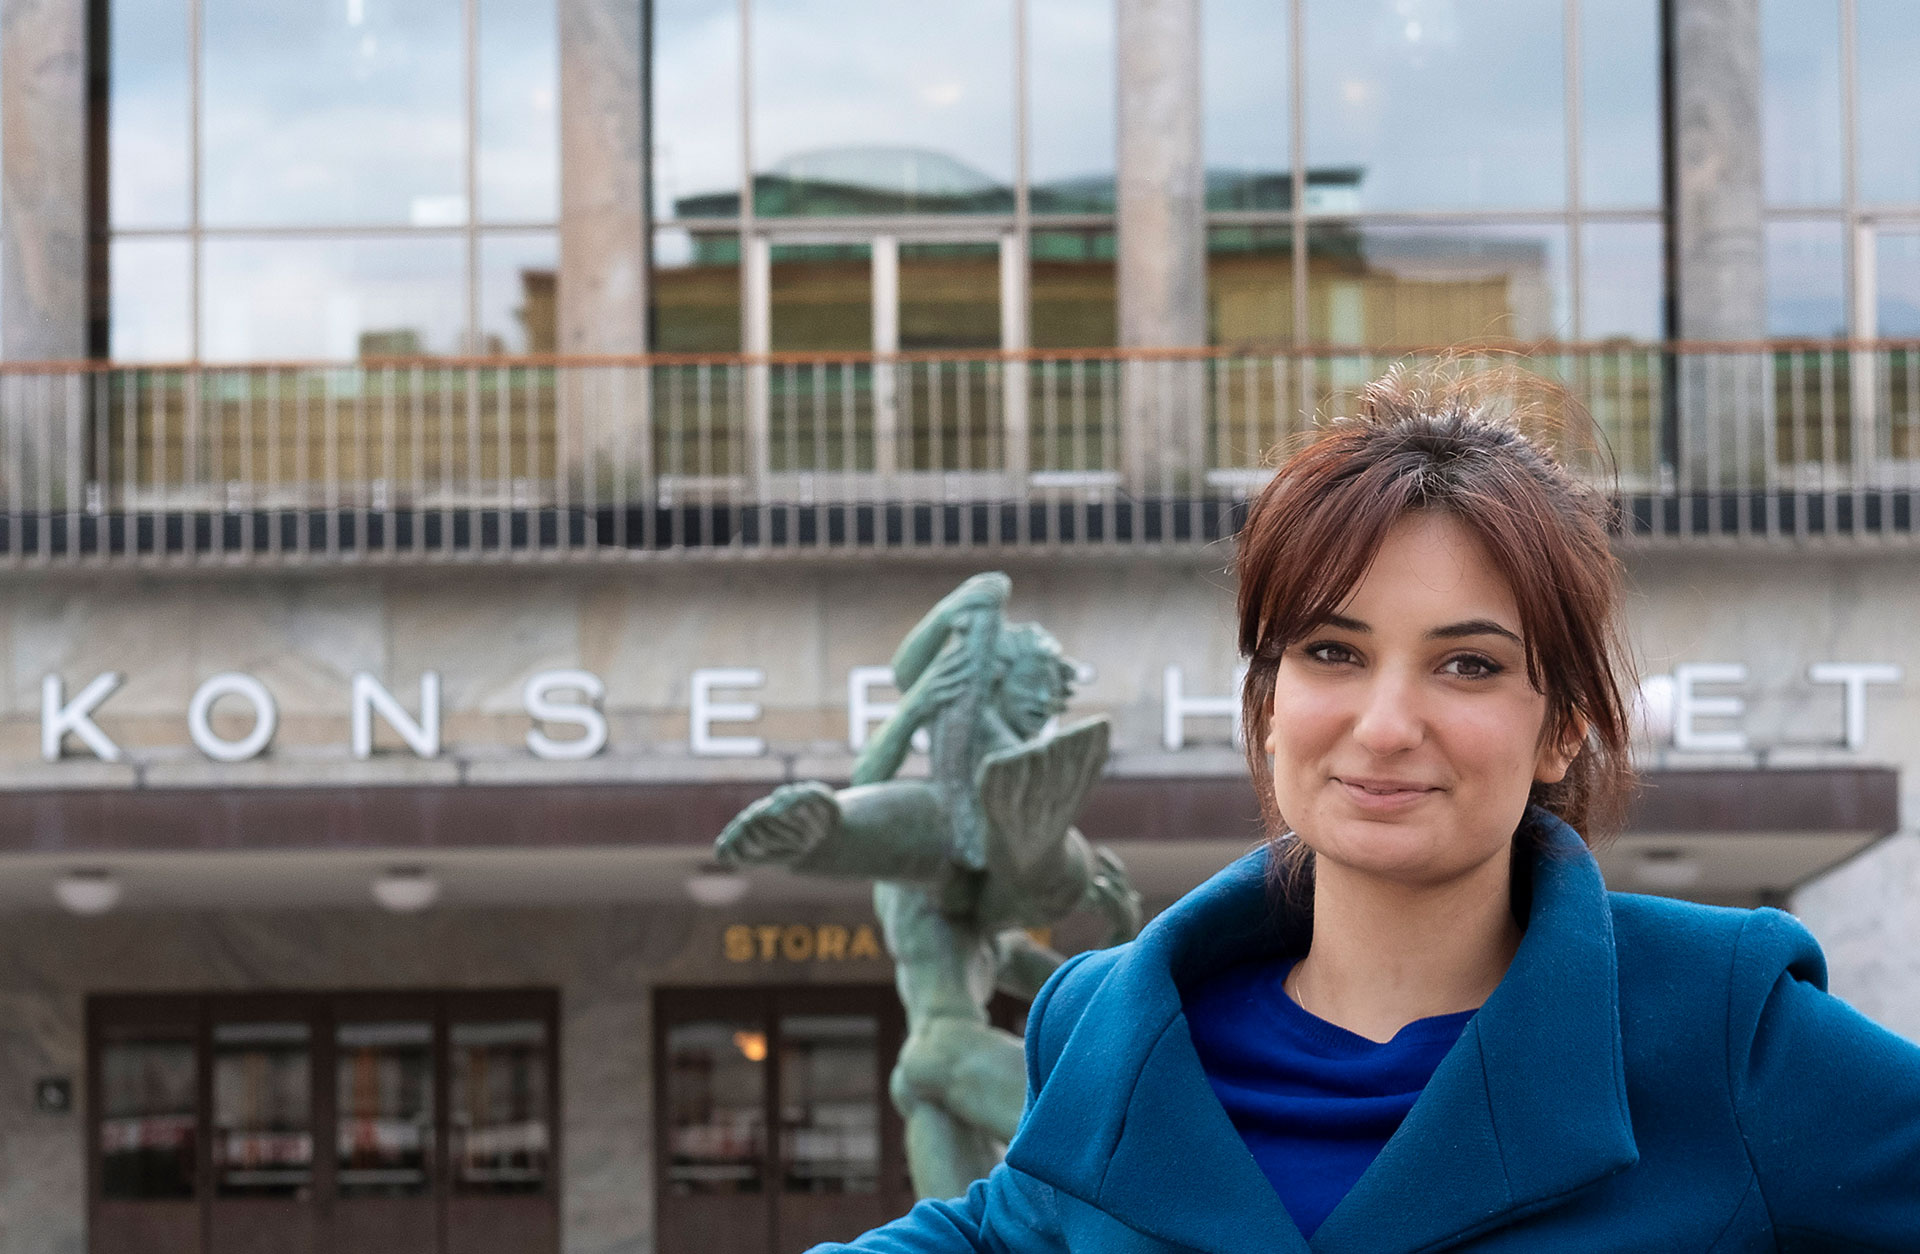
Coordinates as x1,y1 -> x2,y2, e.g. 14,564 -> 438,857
732,1030 -> 768,1062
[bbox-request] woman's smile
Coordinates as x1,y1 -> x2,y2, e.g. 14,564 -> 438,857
1332,775 -> 1442,813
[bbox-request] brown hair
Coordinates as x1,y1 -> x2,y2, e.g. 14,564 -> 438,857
1236,363 -> 1636,861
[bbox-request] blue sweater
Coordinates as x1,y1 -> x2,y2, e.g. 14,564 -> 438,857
1184,957 -> 1473,1237
816,809 -> 1920,1252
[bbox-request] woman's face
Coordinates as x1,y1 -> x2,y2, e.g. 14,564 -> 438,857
1264,510 -> 1579,889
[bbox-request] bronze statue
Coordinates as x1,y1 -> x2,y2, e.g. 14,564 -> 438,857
715,572 -> 1141,1199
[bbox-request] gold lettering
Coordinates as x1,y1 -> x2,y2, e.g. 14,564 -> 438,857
723,925 -> 756,963
848,924 -> 883,961
782,925 -> 815,962
815,925 -> 850,960
756,924 -> 782,961
1026,927 -> 1053,949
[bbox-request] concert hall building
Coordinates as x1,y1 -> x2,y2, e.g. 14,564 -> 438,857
0,1 -> 1914,1251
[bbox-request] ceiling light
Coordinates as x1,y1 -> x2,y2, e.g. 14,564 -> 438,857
371,867 -> 441,913
1633,847 -> 1703,892
54,869 -> 122,916
685,863 -> 749,908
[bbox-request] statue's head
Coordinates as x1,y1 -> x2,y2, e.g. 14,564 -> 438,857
992,623 -> 1078,739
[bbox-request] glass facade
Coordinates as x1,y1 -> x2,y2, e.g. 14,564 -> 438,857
107,0 -> 559,362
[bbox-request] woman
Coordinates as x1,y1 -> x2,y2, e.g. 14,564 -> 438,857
816,367 -> 1920,1252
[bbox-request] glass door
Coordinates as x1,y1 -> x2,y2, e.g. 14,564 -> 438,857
330,995 -> 437,1254
208,1002 -> 317,1254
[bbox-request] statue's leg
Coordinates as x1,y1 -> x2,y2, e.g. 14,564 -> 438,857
715,781 -> 950,882
902,1106 -> 1002,1201
892,1016 -> 1027,1143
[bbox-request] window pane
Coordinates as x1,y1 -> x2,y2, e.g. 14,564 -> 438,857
655,0 -> 741,223
212,1021 -> 312,1199
100,1035 -> 198,1200
1857,0 -> 1920,207
337,1021 -> 434,1198
778,1015 -> 878,1194
203,0 -> 464,226
451,1020 -> 551,1195
1204,0 -> 1288,211
1581,220 -> 1664,343
1305,0 -> 1565,211
771,243 -> 871,352
1306,222 -> 1570,346
654,228 -> 741,353
752,0 -> 1013,217
111,238 -> 193,363
1765,219 -> 1845,338
1030,0 -> 1115,214
1208,225 -> 1292,348
1760,0 -> 1842,207
479,0 -> 559,221
1874,232 -> 1920,339
480,233 -> 558,354
900,242 -> 1000,350
1030,229 -> 1115,348
202,237 -> 467,361
667,1018 -> 767,1195
110,0 -> 190,229
1580,0 -> 1660,210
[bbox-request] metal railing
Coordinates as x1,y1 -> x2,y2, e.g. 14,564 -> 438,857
1,341 -> 1916,567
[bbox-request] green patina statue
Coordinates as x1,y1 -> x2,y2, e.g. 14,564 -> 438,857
715,572 -> 1142,1200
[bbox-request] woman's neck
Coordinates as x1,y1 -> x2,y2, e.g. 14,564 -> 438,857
1287,849 -> 1522,1044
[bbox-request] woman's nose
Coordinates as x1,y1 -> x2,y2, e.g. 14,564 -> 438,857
1349,669 -> 1425,756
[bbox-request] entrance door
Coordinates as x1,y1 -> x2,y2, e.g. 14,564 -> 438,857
88,990 -> 559,1254
655,985 -> 910,1254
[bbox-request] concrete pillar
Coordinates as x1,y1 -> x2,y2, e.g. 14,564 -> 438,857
1672,0 -> 1768,491
558,0 -> 648,508
1116,0 -> 1205,494
1,0 -> 87,363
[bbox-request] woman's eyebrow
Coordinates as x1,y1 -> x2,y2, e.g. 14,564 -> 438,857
1427,619 -> 1524,646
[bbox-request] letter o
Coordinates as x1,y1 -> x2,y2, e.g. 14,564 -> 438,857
187,673 -> 278,763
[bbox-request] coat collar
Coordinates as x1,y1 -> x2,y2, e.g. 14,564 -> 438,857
1005,810 -> 1638,1254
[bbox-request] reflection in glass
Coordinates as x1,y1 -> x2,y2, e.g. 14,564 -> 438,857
654,0 -> 741,222
1581,221 -> 1664,343
1580,0 -> 1660,210
900,243 -> 1000,350
752,0 -> 1012,217
337,1021 -> 434,1198
653,229 -> 742,353
1208,226 -> 1292,348
1306,222 -> 1570,346
1305,0 -> 1565,211
1029,0 -> 1115,214
1030,230 -> 1115,349
451,1020 -> 551,1195
111,239 -> 193,363
666,1018 -> 767,1195
1874,232 -> 1920,339
771,244 -> 872,353
1760,0 -> 1842,207
202,0 -> 463,226
1765,219 -> 1845,338
100,1035 -> 198,1200
109,0 -> 190,229
480,233 -> 559,354
201,236 -> 467,361
779,1015 -> 879,1194
1203,0 -> 1288,211
1856,0 -> 1920,207
212,1021 -> 312,1198
479,0 -> 559,221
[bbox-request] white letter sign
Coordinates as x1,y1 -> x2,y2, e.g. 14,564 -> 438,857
691,668 -> 765,757
42,672 -> 124,763
187,673 -> 278,762
1807,662 -> 1903,750
524,669 -> 609,761
1162,665 -> 1247,750
351,672 -> 442,760
1672,663 -> 1748,752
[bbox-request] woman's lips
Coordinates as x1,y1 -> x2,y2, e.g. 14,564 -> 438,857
1334,777 -> 1439,812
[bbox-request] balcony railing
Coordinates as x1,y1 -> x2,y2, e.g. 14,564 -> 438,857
0,341 -> 1916,567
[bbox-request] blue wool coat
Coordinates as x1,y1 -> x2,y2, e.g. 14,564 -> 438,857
819,812 -> 1920,1252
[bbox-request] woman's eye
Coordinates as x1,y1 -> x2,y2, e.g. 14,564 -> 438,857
1442,654 -> 1503,679
1302,641 -> 1356,665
